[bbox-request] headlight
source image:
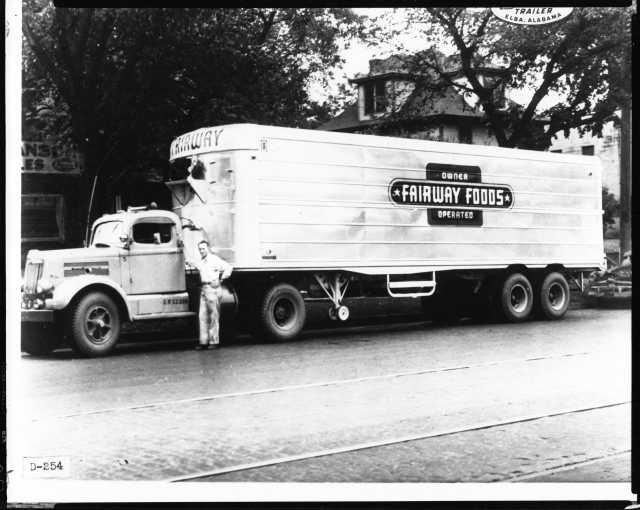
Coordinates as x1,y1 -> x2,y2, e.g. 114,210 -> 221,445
36,278 -> 55,294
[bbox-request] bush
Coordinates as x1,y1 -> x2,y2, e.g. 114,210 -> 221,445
602,186 -> 620,236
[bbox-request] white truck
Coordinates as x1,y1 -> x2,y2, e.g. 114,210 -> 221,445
21,124 -> 605,356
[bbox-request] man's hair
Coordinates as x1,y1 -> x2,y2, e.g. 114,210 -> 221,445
198,240 -> 210,247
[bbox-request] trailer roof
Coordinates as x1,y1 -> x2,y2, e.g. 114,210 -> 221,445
169,123 -> 601,167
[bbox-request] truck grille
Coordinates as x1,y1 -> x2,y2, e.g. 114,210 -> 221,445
23,261 -> 43,295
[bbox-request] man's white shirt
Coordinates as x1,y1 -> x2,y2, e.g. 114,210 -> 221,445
189,252 -> 233,285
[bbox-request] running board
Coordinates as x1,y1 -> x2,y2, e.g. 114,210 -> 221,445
386,272 -> 437,298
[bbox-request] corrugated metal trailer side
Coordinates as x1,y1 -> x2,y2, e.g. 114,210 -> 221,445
245,126 -> 603,273
169,124 -> 603,274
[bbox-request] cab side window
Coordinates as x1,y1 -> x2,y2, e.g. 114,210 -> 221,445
132,222 -> 173,244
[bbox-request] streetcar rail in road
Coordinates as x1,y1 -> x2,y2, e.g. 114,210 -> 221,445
164,401 -> 629,483
32,349 -> 592,422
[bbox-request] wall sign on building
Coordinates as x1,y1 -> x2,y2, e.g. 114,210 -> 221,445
21,141 -> 84,174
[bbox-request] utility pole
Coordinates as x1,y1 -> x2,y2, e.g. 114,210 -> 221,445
619,105 -> 632,257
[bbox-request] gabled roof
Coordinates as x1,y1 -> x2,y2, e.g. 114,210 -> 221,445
316,103 -> 362,132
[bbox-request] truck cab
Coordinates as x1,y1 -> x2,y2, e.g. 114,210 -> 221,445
21,205 -> 193,356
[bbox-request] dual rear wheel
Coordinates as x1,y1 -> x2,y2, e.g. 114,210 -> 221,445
499,271 -> 569,322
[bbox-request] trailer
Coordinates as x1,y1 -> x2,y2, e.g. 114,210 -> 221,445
167,123 -> 604,339
20,124 -> 605,355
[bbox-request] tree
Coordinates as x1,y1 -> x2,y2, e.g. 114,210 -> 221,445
22,5 -> 363,236
602,186 -> 621,237
380,8 -> 632,149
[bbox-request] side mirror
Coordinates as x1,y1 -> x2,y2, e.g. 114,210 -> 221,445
119,234 -> 131,249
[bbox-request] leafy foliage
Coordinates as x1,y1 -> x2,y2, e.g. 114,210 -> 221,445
378,8 -> 631,149
602,186 -> 621,237
22,5 -> 363,189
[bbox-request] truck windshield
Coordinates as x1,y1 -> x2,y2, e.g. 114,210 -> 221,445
92,221 -> 124,247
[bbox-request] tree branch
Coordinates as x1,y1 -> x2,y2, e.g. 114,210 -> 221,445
507,28 -> 573,145
256,8 -> 278,44
23,16 -> 74,101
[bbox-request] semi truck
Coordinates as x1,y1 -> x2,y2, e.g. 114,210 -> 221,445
20,124 -> 606,356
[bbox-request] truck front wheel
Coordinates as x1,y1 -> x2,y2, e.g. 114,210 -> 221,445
259,283 -> 306,342
499,273 -> 533,322
69,292 -> 121,356
537,272 -> 570,320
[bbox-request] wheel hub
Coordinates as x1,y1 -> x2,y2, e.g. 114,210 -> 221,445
510,284 -> 529,313
548,282 -> 567,310
86,306 -> 112,343
273,298 -> 294,327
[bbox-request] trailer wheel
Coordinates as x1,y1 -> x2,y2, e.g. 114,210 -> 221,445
499,273 -> 533,322
537,272 -> 570,320
259,283 -> 306,341
69,291 -> 121,356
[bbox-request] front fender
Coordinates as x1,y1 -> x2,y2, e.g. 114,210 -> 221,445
46,275 -> 132,320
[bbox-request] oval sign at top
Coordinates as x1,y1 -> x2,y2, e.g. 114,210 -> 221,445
491,7 -> 573,25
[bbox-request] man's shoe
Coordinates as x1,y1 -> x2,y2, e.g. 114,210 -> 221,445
207,344 -> 219,350
195,345 -> 206,350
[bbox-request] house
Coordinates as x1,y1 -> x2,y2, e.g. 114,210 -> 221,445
318,53 -> 508,146
548,112 -> 632,262
549,117 -> 623,199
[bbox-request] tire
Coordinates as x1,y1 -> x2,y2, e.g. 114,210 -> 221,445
69,292 -> 121,356
259,283 -> 306,341
537,272 -> 570,320
499,272 -> 534,322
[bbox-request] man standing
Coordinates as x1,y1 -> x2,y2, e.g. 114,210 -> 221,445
189,239 -> 233,350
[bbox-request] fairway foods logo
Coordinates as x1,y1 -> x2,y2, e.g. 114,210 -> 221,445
170,127 -> 224,159
491,8 -> 573,25
390,180 -> 514,209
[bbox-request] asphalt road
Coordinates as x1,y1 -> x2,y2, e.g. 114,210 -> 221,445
13,306 -> 631,484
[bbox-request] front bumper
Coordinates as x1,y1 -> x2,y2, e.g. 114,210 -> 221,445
21,309 -> 55,323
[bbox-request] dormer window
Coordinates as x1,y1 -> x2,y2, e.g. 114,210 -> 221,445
364,80 -> 388,115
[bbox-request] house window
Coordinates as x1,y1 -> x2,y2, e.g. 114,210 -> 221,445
459,125 -> 473,144
581,145 -> 595,155
364,80 -> 387,115
21,194 -> 65,242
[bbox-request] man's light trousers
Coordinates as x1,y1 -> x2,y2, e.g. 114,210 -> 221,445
199,283 -> 222,346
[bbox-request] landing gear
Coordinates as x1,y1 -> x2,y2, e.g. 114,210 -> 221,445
329,304 -> 350,321
315,273 -> 351,322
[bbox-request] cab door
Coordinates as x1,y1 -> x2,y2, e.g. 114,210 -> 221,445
126,217 -> 186,295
